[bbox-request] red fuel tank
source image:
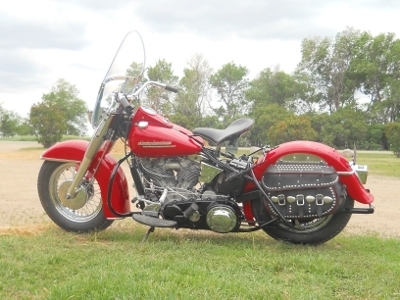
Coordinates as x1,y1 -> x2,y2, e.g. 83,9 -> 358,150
129,106 -> 202,157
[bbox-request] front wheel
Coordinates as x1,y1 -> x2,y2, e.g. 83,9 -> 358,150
252,197 -> 354,245
37,161 -> 113,232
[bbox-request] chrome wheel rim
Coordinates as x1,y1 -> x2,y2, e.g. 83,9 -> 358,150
49,163 -> 102,223
278,216 -> 333,233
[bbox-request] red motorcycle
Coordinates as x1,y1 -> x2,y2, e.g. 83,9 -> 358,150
37,31 -> 374,245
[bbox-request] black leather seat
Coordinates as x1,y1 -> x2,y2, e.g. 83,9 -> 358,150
192,118 -> 254,145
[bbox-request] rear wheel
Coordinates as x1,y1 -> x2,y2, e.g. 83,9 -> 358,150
252,196 -> 354,245
37,161 -> 113,232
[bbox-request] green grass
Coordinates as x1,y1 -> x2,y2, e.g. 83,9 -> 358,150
356,152 -> 400,177
0,135 -> 37,141
1,222 -> 399,300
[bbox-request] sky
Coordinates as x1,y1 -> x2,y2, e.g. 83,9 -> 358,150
1,0 -> 400,119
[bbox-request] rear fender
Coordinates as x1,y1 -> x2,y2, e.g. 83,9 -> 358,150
244,140 -> 373,203
41,140 -> 130,218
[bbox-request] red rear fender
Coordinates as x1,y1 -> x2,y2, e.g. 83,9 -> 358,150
41,140 -> 130,218
246,141 -> 374,204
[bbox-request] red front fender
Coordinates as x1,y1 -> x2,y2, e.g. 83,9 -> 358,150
41,140 -> 130,218
245,141 -> 374,205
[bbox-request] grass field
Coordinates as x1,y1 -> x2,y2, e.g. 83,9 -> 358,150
1,222 -> 399,299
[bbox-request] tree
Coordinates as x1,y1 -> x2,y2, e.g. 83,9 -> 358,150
0,109 -> 20,137
365,123 -> 388,150
209,62 -> 249,126
268,115 -> 317,146
144,59 -> 178,114
319,106 -> 368,148
351,32 -> 400,112
30,79 -> 87,147
30,101 -> 67,148
385,122 -> 400,157
169,54 -> 212,129
296,28 -> 361,113
246,67 -> 301,112
248,104 -> 292,146
16,118 -> 34,136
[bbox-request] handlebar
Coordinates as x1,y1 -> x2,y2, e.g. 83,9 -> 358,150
115,80 -> 179,109
131,80 -> 179,96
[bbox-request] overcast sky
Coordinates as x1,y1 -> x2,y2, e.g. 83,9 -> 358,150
1,0 -> 400,118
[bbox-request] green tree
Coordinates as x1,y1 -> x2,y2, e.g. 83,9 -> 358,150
209,62 -> 249,126
268,115 -> 317,146
126,61 -> 145,78
0,109 -> 20,137
16,118 -> 34,136
319,106 -> 368,148
385,122 -> 400,157
351,32 -> 400,115
248,104 -> 292,146
365,123 -> 387,150
144,59 -> 178,114
30,101 -> 67,148
30,79 -> 87,147
296,28 -> 361,113
169,54 -> 212,129
246,68 -> 302,112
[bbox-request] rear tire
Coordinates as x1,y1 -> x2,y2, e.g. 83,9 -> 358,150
252,196 -> 354,245
37,161 -> 113,233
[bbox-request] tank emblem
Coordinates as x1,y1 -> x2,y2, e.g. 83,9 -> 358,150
138,141 -> 176,148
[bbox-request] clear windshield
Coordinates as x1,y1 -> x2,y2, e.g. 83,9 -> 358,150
91,30 -> 146,128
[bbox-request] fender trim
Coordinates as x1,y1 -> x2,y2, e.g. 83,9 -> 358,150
41,140 -> 130,218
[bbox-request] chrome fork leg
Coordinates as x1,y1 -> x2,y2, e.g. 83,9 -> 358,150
66,117 -> 113,199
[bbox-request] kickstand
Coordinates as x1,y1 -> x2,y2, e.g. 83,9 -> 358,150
141,226 -> 155,243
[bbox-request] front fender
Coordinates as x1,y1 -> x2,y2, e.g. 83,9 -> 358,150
41,140 -> 130,218
246,140 -> 374,204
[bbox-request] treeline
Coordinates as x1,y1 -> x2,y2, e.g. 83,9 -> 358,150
140,28 -> 400,153
2,28 -> 400,154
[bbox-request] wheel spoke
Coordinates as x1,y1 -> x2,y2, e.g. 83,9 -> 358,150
49,163 -> 102,223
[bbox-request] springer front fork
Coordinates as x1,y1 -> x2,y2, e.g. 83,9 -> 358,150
65,116 -> 115,199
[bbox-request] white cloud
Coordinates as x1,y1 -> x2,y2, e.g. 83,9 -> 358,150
2,0 -> 400,118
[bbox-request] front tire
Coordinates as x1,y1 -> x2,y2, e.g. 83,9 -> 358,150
37,161 -> 113,232
252,196 -> 354,245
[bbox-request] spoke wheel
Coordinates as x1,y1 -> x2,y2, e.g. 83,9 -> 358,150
251,196 -> 354,245
279,216 -> 333,233
38,161 -> 113,232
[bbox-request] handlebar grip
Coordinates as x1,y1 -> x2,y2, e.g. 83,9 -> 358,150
165,85 -> 179,93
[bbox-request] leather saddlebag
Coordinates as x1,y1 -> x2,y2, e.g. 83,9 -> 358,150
262,161 -> 345,219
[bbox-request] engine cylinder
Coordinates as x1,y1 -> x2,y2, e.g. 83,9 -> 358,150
206,205 -> 238,233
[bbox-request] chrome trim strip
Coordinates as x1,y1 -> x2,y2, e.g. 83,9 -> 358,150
141,145 -> 176,148
40,157 -> 81,163
337,169 -> 356,176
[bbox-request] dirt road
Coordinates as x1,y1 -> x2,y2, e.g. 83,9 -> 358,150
0,141 -> 398,237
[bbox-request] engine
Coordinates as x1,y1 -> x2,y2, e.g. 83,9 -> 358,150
138,156 -> 201,202
138,156 -> 243,233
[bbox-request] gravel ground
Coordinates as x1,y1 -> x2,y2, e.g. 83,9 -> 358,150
0,141 -> 398,238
